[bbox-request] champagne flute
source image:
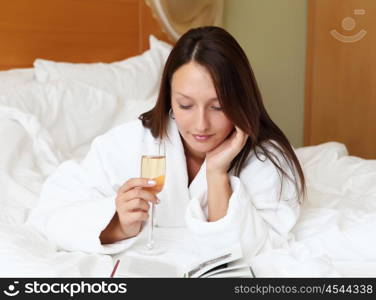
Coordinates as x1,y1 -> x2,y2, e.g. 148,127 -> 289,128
140,142 -> 165,252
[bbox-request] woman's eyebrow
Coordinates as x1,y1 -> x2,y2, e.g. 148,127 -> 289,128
173,91 -> 218,101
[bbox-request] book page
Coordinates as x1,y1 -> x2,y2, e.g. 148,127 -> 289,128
203,266 -> 254,278
113,255 -> 179,278
201,258 -> 255,278
183,243 -> 243,278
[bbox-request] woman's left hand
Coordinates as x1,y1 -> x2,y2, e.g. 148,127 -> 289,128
206,126 -> 249,174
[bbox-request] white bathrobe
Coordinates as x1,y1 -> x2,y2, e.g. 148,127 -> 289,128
27,118 -> 300,259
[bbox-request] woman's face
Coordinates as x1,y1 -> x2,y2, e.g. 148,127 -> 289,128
171,61 -> 234,160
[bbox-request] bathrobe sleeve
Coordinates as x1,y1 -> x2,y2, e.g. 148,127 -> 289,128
27,134 -> 137,254
185,147 -> 301,259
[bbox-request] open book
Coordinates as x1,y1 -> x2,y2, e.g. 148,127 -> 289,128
111,244 -> 255,278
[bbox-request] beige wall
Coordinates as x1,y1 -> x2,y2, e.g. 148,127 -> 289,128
223,0 -> 307,148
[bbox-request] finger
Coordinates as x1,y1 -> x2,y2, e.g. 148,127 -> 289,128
235,125 -> 246,137
125,198 -> 150,212
127,211 -> 149,223
125,188 -> 159,204
116,188 -> 159,206
235,126 -> 249,144
119,177 -> 157,193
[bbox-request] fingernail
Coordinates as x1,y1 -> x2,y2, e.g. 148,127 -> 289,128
156,198 -> 161,204
147,180 -> 156,185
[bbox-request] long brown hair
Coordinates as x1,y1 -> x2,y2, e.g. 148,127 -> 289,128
140,26 -> 306,202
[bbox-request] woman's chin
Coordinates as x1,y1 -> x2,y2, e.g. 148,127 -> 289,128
189,141 -> 217,154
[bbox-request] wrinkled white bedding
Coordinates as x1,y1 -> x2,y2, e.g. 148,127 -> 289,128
250,143 -> 376,277
1,103 -> 374,277
1,49 -> 375,277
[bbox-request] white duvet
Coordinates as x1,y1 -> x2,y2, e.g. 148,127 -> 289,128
0,43 -> 375,277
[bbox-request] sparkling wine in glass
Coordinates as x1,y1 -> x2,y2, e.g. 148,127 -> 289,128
141,153 -> 165,251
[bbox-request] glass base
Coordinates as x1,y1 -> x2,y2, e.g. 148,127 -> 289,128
137,243 -> 164,255
146,239 -> 155,250
137,248 -> 165,256
135,238 -> 165,255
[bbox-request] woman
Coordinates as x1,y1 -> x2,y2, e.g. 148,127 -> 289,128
28,26 -> 305,258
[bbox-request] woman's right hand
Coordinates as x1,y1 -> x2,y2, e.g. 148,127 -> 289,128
114,178 -> 159,239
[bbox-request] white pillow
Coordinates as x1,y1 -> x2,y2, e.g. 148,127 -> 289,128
0,80 -> 118,158
34,35 -> 172,101
0,68 -> 35,94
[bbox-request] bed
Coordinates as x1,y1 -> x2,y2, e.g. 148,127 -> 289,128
1,0 -> 375,277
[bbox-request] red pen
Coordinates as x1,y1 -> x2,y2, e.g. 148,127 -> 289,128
110,259 -> 120,278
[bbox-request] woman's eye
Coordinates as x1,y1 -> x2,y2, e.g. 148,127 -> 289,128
179,105 -> 191,110
178,105 -> 222,111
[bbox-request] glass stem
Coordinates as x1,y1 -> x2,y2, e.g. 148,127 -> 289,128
148,203 -> 155,248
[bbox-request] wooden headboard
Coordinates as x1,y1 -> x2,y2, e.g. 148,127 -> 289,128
304,0 -> 375,159
0,0 -> 172,70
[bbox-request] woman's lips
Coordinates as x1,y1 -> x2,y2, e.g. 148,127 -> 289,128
192,134 -> 213,142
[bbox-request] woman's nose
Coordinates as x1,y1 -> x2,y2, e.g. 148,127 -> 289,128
194,109 -> 210,133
